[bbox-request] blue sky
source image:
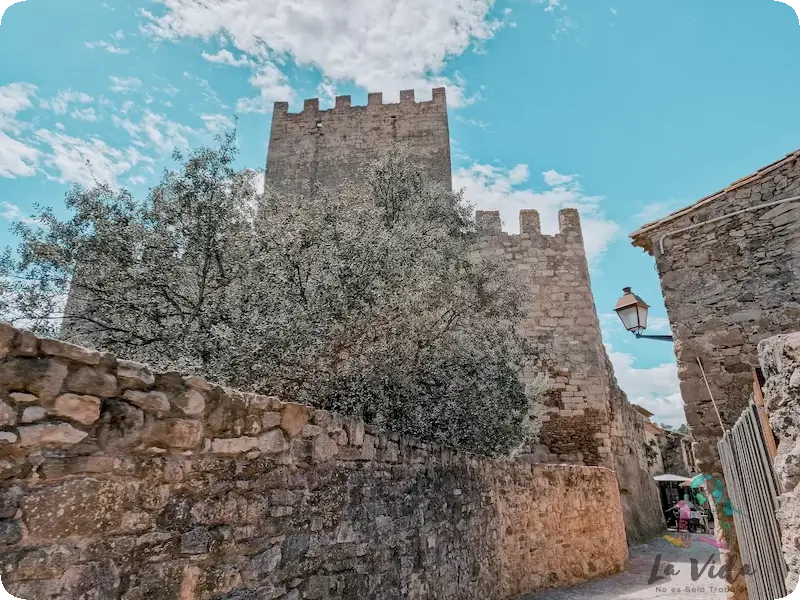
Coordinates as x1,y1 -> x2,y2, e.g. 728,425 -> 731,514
1,0 -> 798,426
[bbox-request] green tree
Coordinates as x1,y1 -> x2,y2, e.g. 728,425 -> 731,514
0,135 -> 543,456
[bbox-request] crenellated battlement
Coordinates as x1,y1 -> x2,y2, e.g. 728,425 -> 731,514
266,87 -> 452,192
475,208 -> 584,240
273,87 -> 447,118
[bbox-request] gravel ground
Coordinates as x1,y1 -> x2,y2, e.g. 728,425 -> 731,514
519,534 -> 731,600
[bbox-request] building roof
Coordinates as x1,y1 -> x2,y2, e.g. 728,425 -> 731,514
629,148 -> 800,253
632,404 -> 654,418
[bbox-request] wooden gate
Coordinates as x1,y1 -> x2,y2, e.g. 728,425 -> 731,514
718,387 -> 787,600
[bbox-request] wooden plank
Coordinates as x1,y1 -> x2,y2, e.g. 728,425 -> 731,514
753,367 -> 779,459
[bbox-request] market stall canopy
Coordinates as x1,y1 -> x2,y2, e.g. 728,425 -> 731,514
653,474 -> 693,483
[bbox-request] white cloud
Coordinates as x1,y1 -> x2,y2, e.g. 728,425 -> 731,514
85,40 -> 130,54
70,107 -> 100,122
647,316 -> 671,332
453,163 -> 621,264
535,0 -> 576,37
607,345 -> 686,428
112,110 -> 197,153
0,133 -> 39,178
236,63 -> 295,113
112,29 -> 126,41
201,49 -> 252,67
201,113 -> 234,134
40,90 -> 94,115
537,0 -> 563,11
0,82 -> 37,123
34,129 -> 150,188
0,82 -> 40,178
109,76 -> 143,93
456,115 -> 489,129
0,201 -> 39,225
316,79 -> 337,110
542,169 -> 573,187
182,72 -> 227,107
145,0 -> 507,107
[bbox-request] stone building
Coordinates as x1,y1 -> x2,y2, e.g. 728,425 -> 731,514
630,148 -> 800,599
633,405 -> 697,478
263,89 -> 664,545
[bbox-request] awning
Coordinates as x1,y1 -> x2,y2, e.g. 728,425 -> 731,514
653,474 -> 693,483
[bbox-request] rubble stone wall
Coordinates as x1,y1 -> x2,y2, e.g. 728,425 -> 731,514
0,325 -> 628,600
758,331 -> 800,592
265,88 -> 452,194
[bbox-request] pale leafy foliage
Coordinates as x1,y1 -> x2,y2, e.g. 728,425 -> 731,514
0,134 -> 542,455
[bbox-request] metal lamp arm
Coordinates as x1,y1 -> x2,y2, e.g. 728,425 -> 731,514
634,332 -> 674,342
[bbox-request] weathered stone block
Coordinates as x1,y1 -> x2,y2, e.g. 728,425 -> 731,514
21,478 -> 127,540
53,393 -> 102,425
174,389 -> 205,415
117,360 -> 155,389
67,367 -> 117,397
281,403 -> 310,438
312,434 -> 339,463
123,390 -> 170,413
40,338 -> 102,365
21,406 -> 46,423
19,423 -> 88,448
142,419 -> 203,450
0,400 -> 16,427
0,358 -> 68,403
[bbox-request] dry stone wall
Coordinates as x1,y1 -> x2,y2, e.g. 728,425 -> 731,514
0,324 -> 628,600
475,208 -> 664,544
265,89 -> 452,194
758,331 -> 800,592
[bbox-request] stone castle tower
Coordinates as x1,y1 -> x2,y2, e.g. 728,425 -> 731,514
266,88 -> 452,193
264,88 -> 666,544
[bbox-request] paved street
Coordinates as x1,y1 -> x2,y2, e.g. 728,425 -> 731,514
520,534 -> 730,600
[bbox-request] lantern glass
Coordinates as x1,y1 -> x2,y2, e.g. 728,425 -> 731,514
637,304 -> 648,331
617,305 -> 642,332
614,287 -> 650,333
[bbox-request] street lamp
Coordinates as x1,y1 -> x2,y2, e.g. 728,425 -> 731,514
614,287 -> 674,342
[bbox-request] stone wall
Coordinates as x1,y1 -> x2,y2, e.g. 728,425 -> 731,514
265,89 -> 452,194
475,209 -> 613,467
758,331 -> 800,592
0,324 -> 628,600
475,209 -> 664,544
608,376 -> 666,544
660,432 -> 693,477
630,148 -> 800,599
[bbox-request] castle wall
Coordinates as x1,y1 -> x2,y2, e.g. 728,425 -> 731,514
475,208 -> 665,544
265,89 -> 452,193
0,324 -> 628,600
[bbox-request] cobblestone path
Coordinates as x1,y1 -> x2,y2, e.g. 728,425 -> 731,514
520,534 -> 730,600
